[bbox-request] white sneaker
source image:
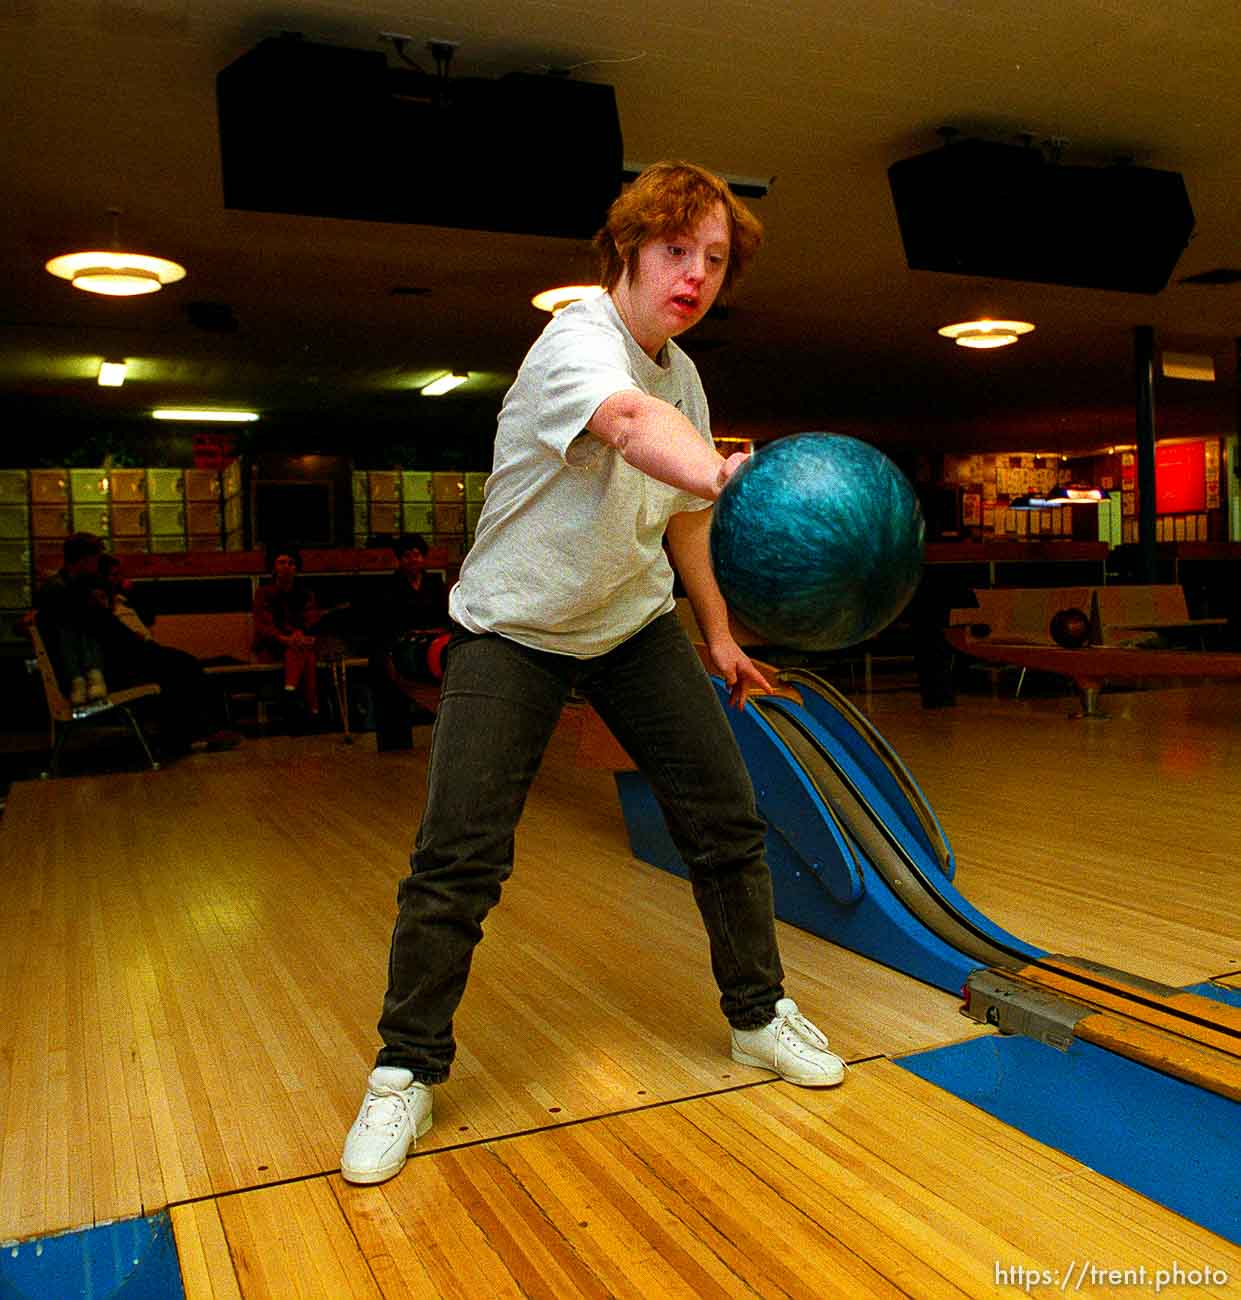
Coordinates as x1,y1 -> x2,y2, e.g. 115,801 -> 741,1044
730,998 -> 845,1086
340,1067 -> 433,1185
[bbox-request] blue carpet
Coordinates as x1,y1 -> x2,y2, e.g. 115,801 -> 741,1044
1186,981 -> 1241,1009
0,1212 -> 183,1300
896,1034 -> 1241,1245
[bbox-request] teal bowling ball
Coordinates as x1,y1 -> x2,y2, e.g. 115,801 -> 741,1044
710,432 -> 925,651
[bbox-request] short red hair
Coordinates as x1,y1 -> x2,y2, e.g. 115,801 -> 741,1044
593,160 -> 764,299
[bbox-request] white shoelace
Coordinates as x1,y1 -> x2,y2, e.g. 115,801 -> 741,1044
779,1007 -> 850,1074
357,1088 -> 408,1136
776,1006 -> 831,1051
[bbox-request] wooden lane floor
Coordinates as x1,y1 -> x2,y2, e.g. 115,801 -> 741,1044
3,681 -> 1240,1292
172,1062 -> 1241,1298
0,723 -> 979,1245
863,681 -> 1241,990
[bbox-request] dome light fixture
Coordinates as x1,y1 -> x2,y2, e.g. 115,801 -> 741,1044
938,319 -> 1035,349
531,284 -> 604,314
46,209 -> 186,297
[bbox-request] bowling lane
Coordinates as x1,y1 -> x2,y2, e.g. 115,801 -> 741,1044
0,722 -> 980,1244
864,680 -> 1241,988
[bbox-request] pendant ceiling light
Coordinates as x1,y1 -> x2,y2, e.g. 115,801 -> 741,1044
938,319 -> 1035,349
46,209 -> 186,297
531,284 -> 604,314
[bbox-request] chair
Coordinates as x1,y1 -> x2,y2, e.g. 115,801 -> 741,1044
28,623 -> 162,777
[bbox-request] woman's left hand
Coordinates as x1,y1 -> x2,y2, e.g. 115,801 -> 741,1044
708,636 -> 773,710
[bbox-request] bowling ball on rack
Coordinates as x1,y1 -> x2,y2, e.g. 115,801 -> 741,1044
391,631 -> 452,680
709,432 -> 925,650
1049,607 -> 1092,649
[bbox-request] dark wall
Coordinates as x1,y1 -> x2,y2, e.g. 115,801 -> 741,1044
0,396 -> 504,471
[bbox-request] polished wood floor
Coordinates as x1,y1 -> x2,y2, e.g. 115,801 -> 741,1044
2,676 -> 1240,1296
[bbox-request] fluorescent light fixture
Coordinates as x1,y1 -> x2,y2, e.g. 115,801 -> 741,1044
151,409 -> 259,422
421,372 -> 469,397
98,360 -> 127,387
46,250 -> 186,297
938,319 -> 1035,349
531,284 -> 605,314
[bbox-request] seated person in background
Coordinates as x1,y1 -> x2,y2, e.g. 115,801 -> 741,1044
367,533 -> 449,750
32,531 -> 109,704
253,544 -> 322,723
97,552 -> 156,642
35,534 -> 241,758
96,551 -> 242,753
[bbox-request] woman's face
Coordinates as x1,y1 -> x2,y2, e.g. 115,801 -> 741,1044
615,202 -> 730,358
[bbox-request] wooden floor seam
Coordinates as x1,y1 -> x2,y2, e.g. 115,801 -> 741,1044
167,1056 -> 957,1299
158,1066 -> 879,1218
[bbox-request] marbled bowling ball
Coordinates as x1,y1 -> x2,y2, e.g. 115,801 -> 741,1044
709,432 -> 925,651
1049,607 -> 1092,649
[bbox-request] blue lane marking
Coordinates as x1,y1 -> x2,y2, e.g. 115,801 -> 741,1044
895,1035 -> 1241,1245
0,1211 -> 184,1299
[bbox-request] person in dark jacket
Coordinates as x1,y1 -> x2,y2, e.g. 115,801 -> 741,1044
33,531 -> 110,704
367,533 -> 449,750
35,533 -> 240,758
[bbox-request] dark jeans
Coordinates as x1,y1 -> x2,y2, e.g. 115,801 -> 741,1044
376,610 -> 785,1082
99,623 -> 227,753
51,627 -> 104,685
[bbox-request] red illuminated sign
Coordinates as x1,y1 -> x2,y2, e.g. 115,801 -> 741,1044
1155,441 -> 1206,513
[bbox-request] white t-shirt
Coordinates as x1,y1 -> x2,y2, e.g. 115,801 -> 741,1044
450,293 -> 712,657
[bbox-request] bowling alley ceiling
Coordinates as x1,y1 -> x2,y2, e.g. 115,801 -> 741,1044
3,0 -> 1239,458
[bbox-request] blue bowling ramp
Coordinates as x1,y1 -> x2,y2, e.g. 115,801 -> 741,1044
616,668 -> 1044,994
